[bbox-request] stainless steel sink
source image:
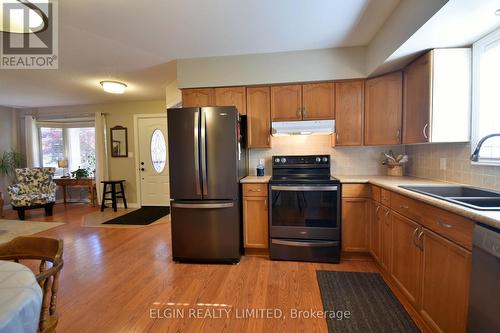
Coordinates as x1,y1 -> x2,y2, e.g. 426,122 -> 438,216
399,185 -> 500,211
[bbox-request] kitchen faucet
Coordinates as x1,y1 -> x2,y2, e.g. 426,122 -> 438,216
470,133 -> 500,161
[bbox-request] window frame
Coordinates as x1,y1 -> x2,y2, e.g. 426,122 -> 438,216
471,27 -> 500,165
37,121 -> 95,174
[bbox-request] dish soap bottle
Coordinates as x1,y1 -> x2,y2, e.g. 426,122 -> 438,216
256,158 -> 265,176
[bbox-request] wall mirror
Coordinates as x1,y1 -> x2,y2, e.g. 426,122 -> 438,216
110,126 -> 128,157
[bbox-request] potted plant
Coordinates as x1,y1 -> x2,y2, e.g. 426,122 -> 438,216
0,151 -> 25,217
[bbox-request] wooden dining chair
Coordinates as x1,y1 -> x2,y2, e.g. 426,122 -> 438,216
0,236 -> 64,333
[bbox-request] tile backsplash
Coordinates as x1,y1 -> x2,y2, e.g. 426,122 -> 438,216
248,135 -> 403,176
405,142 -> 500,191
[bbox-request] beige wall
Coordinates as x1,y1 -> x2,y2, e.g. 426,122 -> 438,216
0,106 -> 18,205
405,143 -> 500,191
19,100 -> 168,204
248,135 -> 404,176
177,47 -> 366,88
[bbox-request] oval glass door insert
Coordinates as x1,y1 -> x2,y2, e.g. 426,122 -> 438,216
151,129 -> 167,173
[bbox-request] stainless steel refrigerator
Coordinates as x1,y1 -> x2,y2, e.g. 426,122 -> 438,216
167,106 -> 246,263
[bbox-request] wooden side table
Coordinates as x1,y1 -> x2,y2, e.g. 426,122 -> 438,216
53,178 -> 97,206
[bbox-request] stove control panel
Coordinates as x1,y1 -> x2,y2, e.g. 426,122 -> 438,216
272,155 -> 330,165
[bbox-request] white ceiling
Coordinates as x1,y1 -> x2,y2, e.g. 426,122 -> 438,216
374,0 -> 500,75
0,0 -> 400,108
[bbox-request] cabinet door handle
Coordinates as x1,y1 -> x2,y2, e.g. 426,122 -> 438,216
297,108 -> 302,117
396,129 -> 401,139
375,205 -> 380,217
412,228 -> 419,247
303,107 -> 307,117
399,204 -> 409,209
423,123 -> 429,139
385,210 -> 390,218
417,230 -> 424,251
336,133 -> 340,143
437,220 -> 452,228
264,198 -> 267,208
248,188 -> 261,192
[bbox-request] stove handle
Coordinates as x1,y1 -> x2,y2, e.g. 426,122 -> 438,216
271,239 -> 337,247
271,185 -> 338,191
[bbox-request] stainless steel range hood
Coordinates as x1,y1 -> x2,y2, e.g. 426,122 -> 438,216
271,120 -> 335,136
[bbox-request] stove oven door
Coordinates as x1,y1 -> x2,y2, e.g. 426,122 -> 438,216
269,184 -> 340,240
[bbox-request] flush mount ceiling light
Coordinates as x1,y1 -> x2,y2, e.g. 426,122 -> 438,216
496,9 -> 500,16
0,0 -> 49,33
100,81 -> 127,94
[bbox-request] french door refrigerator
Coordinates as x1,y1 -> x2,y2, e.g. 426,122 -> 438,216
167,106 -> 246,263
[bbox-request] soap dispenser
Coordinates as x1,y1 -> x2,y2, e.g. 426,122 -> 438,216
256,158 -> 265,176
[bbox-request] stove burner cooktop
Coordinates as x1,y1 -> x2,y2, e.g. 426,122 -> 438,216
270,155 -> 339,185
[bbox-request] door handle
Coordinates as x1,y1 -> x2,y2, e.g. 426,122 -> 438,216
171,202 -> 234,209
412,227 -> 419,247
201,109 -> 208,195
194,111 -> 201,195
271,185 -> 338,191
417,230 -> 424,251
437,220 -> 453,229
423,123 -> 429,139
271,239 -> 337,247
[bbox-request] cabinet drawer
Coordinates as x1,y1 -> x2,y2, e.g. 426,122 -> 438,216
342,184 -> 371,198
391,192 -> 423,223
381,189 -> 391,206
243,183 -> 268,197
371,185 -> 381,202
420,204 -> 473,250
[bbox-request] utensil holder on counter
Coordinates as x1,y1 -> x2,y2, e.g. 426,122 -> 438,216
387,165 -> 403,177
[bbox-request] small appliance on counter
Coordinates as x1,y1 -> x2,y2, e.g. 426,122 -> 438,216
268,155 -> 341,263
167,106 -> 246,263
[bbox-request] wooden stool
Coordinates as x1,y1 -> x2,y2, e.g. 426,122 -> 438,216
100,180 -> 127,212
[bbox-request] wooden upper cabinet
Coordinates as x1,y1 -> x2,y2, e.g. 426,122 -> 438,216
270,84 -> 302,121
182,88 -> 215,107
246,87 -> 271,148
420,228 -> 471,333
335,80 -> 364,146
214,87 -> 246,115
403,51 -> 431,144
302,82 -> 334,120
364,72 -> 403,145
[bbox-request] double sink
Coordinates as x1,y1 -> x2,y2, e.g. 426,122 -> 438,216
400,185 -> 500,211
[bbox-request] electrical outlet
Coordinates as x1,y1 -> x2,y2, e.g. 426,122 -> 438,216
440,158 -> 447,170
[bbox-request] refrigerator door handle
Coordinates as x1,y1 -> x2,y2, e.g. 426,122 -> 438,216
194,111 -> 201,195
201,109 -> 208,195
171,202 -> 234,209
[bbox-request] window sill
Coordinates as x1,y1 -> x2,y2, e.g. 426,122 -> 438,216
471,160 -> 500,167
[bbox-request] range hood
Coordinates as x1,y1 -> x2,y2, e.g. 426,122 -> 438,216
271,120 -> 335,136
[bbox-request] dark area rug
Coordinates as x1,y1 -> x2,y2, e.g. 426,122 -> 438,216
316,271 -> 420,333
103,206 -> 170,225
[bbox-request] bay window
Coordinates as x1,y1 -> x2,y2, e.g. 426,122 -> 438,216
38,122 -> 96,177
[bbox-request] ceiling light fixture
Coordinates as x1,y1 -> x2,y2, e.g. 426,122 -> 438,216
0,0 -> 49,34
100,81 -> 127,94
496,9 -> 500,16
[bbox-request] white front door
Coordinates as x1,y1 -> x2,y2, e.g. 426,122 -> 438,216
137,116 -> 170,206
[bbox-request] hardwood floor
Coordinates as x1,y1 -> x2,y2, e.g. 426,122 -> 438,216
3,204 -> 383,332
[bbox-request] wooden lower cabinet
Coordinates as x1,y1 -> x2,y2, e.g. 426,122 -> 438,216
379,206 -> 392,272
341,198 -> 369,252
369,201 -> 381,261
391,212 -> 422,306
242,186 -> 268,249
420,228 -> 471,333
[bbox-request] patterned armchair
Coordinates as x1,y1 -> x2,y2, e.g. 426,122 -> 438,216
8,168 -> 57,220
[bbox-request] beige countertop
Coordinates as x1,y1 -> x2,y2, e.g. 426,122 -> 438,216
240,175 -> 271,183
336,175 -> 500,230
